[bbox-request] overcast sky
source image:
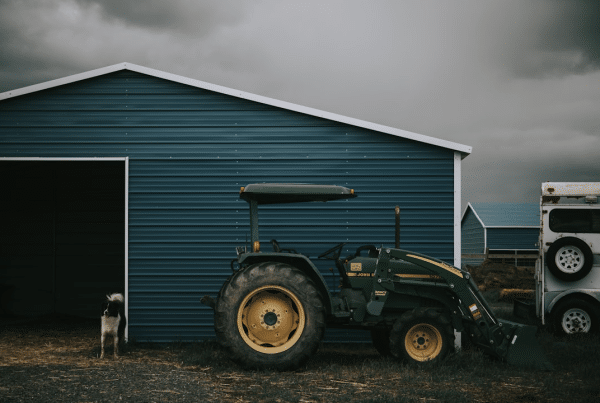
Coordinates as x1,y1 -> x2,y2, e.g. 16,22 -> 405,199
1,0 -> 599,210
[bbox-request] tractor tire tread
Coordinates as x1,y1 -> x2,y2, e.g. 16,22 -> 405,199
389,308 -> 454,364
214,262 -> 325,370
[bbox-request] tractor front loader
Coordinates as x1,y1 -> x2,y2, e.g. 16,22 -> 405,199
202,183 -> 552,370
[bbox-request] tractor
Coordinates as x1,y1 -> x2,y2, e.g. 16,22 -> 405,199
202,183 -> 551,370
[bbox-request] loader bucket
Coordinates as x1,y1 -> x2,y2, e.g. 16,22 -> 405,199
500,320 -> 553,370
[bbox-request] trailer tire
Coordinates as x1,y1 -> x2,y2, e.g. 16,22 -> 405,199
551,298 -> 599,335
390,308 -> 453,364
214,262 -> 325,370
547,237 -> 593,282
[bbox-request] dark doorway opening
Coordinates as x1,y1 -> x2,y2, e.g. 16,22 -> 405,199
0,161 -> 125,318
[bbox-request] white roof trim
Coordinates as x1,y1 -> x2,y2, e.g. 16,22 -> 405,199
542,182 -> 600,196
0,62 -> 472,156
1,157 -> 127,161
461,202 -> 540,229
485,226 -> 540,229
486,248 -> 539,252
461,203 -> 485,228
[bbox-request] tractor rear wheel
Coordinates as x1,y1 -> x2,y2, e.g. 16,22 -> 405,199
370,328 -> 392,356
214,262 -> 325,370
390,308 -> 453,364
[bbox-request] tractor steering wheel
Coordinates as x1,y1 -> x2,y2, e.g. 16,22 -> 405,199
271,239 -> 281,252
318,243 -> 347,260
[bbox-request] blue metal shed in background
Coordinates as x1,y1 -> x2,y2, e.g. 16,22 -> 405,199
0,63 -> 471,342
461,203 -> 540,267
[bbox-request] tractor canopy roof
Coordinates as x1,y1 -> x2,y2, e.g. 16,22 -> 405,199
240,183 -> 356,205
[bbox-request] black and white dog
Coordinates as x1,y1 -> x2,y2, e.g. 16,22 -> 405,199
100,293 -> 126,359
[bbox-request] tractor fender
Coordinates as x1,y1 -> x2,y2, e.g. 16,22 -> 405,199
238,253 -> 333,314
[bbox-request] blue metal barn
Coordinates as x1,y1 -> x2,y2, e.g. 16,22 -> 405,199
0,63 -> 471,342
461,203 -> 540,267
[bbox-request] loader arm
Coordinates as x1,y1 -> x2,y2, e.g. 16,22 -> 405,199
377,248 -> 552,369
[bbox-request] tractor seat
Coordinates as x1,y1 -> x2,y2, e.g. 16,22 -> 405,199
270,239 -> 299,254
354,245 -> 380,259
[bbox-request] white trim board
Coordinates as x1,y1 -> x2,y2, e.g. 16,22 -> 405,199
124,157 -> 129,340
0,62 -> 472,157
454,152 -> 462,268
453,152 -> 462,352
487,249 -> 539,252
1,157 -> 127,161
485,226 -> 540,229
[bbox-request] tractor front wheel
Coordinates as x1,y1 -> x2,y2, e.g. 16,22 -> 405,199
214,262 -> 325,370
390,308 -> 453,364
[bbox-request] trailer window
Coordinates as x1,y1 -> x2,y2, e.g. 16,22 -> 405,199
549,209 -> 600,233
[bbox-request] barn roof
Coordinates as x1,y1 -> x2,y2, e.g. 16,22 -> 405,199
462,203 -> 540,228
0,62 -> 471,157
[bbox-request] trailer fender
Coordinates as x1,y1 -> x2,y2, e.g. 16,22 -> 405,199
547,289 -> 600,313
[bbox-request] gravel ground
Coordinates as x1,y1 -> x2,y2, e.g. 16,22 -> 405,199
1,362 -> 216,402
0,316 -> 222,403
2,295 -> 599,403
0,293 -> 531,403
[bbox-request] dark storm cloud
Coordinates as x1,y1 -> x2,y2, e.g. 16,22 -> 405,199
76,0 -> 250,35
0,0 -> 598,208
0,0 -> 255,92
0,1 -> 83,91
512,0 -> 600,77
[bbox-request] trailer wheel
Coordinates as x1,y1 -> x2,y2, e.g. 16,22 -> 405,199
552,298 -> 599,335
214,262 -> 325,370
390,308 -> 453,364
547,237 -> 593,282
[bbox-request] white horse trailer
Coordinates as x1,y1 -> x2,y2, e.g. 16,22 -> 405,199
537,182 -> 600,335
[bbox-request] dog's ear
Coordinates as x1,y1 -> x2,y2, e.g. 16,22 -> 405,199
101,301 -> 108,314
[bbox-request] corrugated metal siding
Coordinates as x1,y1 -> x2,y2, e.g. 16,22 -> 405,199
461,208 -> 485,267
469,203 -> 539,227
487,228 -> 539,250
1,70 -> 456,342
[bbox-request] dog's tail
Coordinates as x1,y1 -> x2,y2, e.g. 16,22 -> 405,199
107,293 -> 125,303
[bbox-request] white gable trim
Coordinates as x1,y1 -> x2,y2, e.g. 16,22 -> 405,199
460,203 -> 540,229
461,202 -> 488,253
462,203 -> 485,228
0,62 -> 472,156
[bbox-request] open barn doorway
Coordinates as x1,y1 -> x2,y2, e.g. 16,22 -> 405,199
0,159 -> 127,319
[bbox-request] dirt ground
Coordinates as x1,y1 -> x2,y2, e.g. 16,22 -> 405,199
0,261 -> 597,403
0,315 -> 220,402
1,309 -> 599,403
465,260 -> 535,291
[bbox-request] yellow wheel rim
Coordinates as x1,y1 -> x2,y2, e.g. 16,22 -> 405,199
237,285 -> 305,354
404,323 -> 443,361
